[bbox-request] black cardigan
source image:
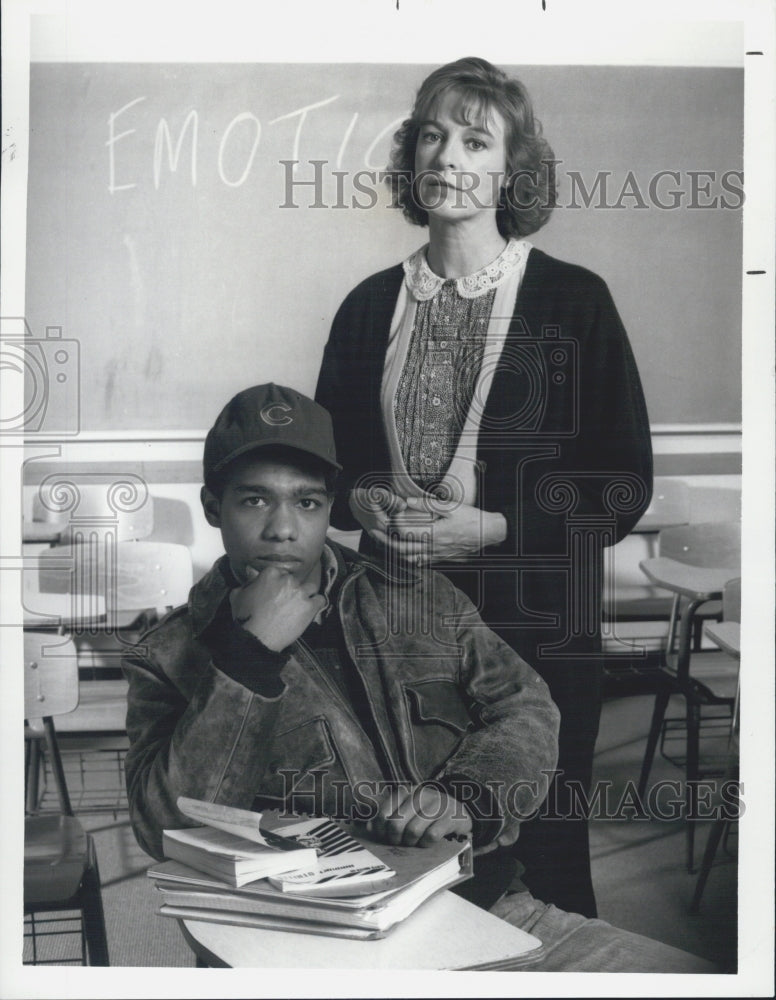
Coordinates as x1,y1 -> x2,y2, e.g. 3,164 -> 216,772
316,248 -> 653,662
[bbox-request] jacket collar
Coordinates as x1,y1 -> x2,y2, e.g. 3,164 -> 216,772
189,555 -> 233,638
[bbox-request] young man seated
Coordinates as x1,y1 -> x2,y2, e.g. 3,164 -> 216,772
123,383 -> 713,973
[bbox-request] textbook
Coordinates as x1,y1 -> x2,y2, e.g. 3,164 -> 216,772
158,903 -> 383,940
149,833 -> 472,937
161,828 -> 318,889
162,798 -> 392,890
162,797 -> 318,888
264,816 -> 395,895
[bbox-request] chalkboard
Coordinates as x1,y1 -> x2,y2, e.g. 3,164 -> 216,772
25,63 -> 743,431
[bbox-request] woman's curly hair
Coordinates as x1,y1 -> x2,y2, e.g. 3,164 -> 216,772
386,57 -> 557,238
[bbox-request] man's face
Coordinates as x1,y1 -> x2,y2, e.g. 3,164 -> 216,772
204,452 -> 332,587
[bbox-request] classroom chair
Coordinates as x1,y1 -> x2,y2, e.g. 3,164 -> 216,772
690,578 -> 741,911
34,539 -> 193,633
30,541 -> 193,814
24,474 -> 154,633
24,632 -> 110,965
631,477 -> 692,535
31,476 -> 155,544
636,522 -> 740,871
602,480 -> 714,638
603,481 -> 741,653
600,479 -> 693,690
603,479 -> 690,614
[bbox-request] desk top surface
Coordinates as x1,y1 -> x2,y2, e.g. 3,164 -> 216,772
178,890 -> 543,971
704,621 -> 741,659
638,558 -> 736,600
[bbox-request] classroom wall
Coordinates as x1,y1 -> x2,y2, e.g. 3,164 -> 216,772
24,62 -> 743,434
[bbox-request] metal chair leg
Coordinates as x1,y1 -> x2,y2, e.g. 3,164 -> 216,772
27,912 -> 39,964
43,717 -> 73,816
690,818 -> 728,911
25,738 -> 41,814
80,836 -> 110,966
685,700 -> 702,872
638,685 -> 671,798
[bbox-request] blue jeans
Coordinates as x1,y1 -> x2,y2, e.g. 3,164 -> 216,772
489,891 -> 717,973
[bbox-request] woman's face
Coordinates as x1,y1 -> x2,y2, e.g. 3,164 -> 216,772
414,89 -> 508,225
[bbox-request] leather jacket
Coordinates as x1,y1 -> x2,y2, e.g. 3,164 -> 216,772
123,543 -> 560,860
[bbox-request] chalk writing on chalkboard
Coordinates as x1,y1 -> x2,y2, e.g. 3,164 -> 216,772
26,62 -> 743,431
107,96 -> 405,194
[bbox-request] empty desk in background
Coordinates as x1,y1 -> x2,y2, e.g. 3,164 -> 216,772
602,479 -> 692,637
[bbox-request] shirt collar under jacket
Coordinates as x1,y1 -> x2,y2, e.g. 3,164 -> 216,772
402,237 -> 532,302
190,543 -> 341,638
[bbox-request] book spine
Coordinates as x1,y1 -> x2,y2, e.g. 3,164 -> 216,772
157,888 -> 381,930
159,905 -> 385,941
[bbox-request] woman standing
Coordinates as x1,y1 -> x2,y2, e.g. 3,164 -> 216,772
316,57 -> 653,918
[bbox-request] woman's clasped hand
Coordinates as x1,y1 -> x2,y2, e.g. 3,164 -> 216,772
352,488 -> 507,564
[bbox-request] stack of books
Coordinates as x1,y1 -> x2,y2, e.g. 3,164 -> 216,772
149,797 -> 474,941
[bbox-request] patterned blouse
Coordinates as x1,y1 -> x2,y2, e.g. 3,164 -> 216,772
383,238 -> 532,503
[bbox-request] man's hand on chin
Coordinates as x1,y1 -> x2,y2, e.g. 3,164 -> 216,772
229,563 -> 325,651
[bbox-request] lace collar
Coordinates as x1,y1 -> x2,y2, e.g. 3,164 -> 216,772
402,238 -> 532,301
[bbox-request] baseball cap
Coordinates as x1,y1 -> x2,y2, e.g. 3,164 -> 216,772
203,384 -> 342,485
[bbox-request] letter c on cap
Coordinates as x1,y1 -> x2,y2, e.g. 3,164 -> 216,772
261,403 -> 293,426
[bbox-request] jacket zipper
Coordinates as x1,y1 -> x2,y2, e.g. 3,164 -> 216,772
293,566 -> 404,783
293,634 -> 400,785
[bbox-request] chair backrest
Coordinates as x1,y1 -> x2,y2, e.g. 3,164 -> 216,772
111,541 -> 194,614
24,633 -> 79,723
723,577 -> 741,623
687,485 -> 741,524
36,541 -> 194,615
32,479 -> 154,542
658,521 -> 741,570
635,477 -> 691,532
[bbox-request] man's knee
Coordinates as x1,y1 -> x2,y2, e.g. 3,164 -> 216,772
489,891 -> 717,974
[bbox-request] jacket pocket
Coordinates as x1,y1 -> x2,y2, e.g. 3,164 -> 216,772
252,716 -> 337,814
402,678 -> 474,779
